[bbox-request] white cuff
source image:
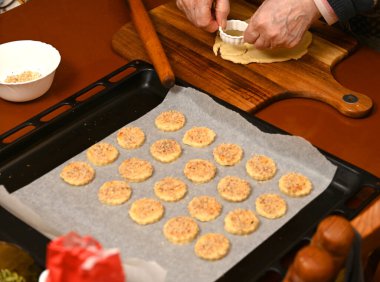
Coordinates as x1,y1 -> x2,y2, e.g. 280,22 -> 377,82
313,0 -> 339,25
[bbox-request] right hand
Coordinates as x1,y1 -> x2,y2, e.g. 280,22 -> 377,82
176,0 -> 230,32
244,0 -> 320,49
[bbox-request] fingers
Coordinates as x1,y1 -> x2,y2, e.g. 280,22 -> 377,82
253,36 -> 272,49
215,0 -> 230,29
197,3 -> 219,32
244,27 -> 302,49
177,0 -> 229,33
243,27 -> 260,45
243,0 -> 319,49
245,31 -> 302,49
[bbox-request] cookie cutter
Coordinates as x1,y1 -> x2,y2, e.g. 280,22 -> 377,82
218,20 -> 248,45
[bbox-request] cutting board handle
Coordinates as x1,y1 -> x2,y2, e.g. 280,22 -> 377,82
325,89 -> 372,118
291,77 -> 373,118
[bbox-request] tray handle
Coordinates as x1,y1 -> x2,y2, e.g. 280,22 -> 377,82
0,61 -> 153,151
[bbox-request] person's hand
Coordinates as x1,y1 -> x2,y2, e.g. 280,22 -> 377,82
244,0 -> 321,49
176,0 -> 230,32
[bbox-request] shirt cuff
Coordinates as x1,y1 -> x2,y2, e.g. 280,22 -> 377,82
313,0 -> 339,25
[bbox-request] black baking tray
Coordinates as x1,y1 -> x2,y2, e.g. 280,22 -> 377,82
0,61 -> 379,281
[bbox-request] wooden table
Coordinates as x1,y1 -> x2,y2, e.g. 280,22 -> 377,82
1,0 -> 379,273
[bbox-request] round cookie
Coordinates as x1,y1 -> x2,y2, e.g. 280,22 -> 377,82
163,216 -> 199,244
150,139 -> 182,163
86,142 -> 119,166
118,157 -> 154,182
154,177 -> 187,202
155,110 -> 186,132
213,143 -> 243,166
279,172 -> 312,197
129,198 -> 164,225
183,159 -> 216,183
217,176 -> 251,202
224,208 -> 260,235
98,180 -> 132,206
194,233 -> 230,261
246,154 -> 277,181
117,127 -> 145,149
60,161 -> 95,186
255,193 -> 287,219
182,127 -> 216,148
188,195 -> 222,222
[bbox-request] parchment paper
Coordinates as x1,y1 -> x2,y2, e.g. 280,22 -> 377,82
12,86 -> 337,282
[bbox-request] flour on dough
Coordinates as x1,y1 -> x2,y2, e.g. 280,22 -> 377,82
213,31 -> 313,64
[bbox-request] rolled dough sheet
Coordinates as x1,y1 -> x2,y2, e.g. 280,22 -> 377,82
213,31 -> 313,64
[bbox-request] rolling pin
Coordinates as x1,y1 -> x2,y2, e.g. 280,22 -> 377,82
127,0 -> 175,88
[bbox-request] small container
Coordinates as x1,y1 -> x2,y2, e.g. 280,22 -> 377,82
218,20 -> 248,45
38,270 -> 48,282
0,40 -> 61,102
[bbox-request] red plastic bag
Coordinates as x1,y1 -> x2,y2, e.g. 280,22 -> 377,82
46,232 -> 125,282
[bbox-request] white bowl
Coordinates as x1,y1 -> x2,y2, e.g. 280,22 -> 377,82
38,270 -> 48,282
219,20 -> 248,45
0,40 -> 61,102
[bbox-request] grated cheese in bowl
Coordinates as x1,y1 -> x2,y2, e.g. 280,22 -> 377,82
0,40 -> 61,102
5,71 -> 42,83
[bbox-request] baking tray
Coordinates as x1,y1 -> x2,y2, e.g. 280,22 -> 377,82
0,61 -> 379,281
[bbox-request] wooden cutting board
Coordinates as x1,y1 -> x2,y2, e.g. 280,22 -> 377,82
112,0 -> 372,117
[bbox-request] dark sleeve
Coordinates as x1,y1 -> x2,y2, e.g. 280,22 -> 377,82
327,0 -> 376,22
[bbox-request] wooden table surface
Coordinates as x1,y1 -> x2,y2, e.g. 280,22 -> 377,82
0,0 -> 379,268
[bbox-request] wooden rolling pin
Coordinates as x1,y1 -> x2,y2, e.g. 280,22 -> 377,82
127,0 -> 175,88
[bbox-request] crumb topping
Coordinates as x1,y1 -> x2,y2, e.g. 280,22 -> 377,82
188,195 -> 222,221
5,70 -> 42,83
217,176 -> 251,201
117,127 -> 145,149
213,143 -> 243,165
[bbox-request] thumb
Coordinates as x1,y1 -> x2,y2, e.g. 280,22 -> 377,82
215,0 -> 230,29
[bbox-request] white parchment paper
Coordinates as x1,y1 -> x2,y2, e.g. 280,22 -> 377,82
11,86 -> 337,282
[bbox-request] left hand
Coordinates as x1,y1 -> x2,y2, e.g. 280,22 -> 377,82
176,0 -> 230,32
244,0 -> 321,49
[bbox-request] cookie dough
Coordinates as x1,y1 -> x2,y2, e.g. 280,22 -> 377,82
60,161 -> 95,186
213,143 -> 243,166
150,139 -> 182,163
183,127 -> 216,148
188,195 -> 222,222
213,31 -> 313,64
118,157 -> 154,182
129,198 -> 164,225
163,216 -> 199,244
224,208 -> 260,235
154,177 -> 187,202
86,142 -> 119,166
246,154 -> 277,181
184,159 -> 217,183
155,110 -> 186,132
98,180 -> 132,206
217,176 -> 251,202
117,127 -> 145,149
194,233 -> 230,260
279,172 -> 313,197
255,193 -> 287,219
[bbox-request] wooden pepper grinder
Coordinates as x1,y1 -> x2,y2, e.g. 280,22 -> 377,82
284,215 -> 355,281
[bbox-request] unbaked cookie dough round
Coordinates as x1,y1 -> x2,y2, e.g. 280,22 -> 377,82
213,31 -> 313,64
